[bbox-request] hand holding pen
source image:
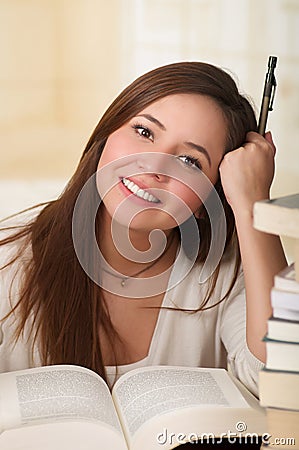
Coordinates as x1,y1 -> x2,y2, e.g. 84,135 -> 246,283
258,56 -> 277,135
220,56 -> 278,211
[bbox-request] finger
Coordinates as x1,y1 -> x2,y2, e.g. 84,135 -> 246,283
265,130 -> 274,145
246,131 -> 266,143
245,131 -> 276,156
265,131 -> 276,156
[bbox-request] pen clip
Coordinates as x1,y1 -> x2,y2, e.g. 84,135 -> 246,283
269,76 -> 277,111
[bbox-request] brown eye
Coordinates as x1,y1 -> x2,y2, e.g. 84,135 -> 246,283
132,124 -> 154,141
178,155 -> 202,171
140,128 -> 150,138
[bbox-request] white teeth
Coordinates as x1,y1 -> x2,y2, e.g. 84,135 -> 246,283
136,189 -> 144,198
128,181 -> 135,191
121,178 -> 160,203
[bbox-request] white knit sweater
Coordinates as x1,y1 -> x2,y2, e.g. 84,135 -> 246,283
0,237 -> 264,396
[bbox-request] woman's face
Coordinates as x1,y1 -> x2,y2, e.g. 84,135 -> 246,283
97,93 -> 227,231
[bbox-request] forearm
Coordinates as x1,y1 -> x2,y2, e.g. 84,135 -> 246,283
235,209 -> 287,362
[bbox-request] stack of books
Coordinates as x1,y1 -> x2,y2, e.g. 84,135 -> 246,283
254,193 -> 299,449
254,193 -> 299,283
259,264 -> 299,449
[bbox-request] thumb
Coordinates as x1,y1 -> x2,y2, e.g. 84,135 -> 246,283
265,131 -> 276,156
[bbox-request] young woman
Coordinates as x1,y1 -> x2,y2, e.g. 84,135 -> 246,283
0,62 -> 286,395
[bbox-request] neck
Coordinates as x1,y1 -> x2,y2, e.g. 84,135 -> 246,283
99,209 -> 177,276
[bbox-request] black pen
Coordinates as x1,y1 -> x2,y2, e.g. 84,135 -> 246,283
258,56 -> 278,135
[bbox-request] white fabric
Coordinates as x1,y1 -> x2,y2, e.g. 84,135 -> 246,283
0,236 -> 264,396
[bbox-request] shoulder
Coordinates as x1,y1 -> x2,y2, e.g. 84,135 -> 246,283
0,231 -> 31,271
0,215 -> 34,315
0,214 -> 40,373
0,207 -> 40,264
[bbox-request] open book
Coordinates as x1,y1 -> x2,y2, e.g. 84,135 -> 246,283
0,365 -> 266,450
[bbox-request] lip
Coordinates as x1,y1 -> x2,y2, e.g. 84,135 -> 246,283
118,177 -> 162,205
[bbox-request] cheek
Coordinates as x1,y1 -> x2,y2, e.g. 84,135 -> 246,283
98,133 -> 131,169
171,175 -> 217,214
98,143 -> 118,169
170,182 -> 202,214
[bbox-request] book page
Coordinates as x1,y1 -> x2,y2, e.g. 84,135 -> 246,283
0,365 -> 121,433
112,366 -> 266,450
112,366 -> 249,438
0,421 -> 128,450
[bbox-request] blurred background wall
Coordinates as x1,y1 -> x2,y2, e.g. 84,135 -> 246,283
0,0 -> 298,255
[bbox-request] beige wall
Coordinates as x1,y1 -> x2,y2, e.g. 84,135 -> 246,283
1,0 -> 298,187
0,0 -> 122,179
119,0 -> 299,198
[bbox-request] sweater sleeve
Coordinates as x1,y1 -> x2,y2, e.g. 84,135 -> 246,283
219,270 -> 264,397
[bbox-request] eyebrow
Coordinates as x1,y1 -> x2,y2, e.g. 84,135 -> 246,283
184,141 -> 211,167
136,114 -> 166,130
136,113 -> 211,167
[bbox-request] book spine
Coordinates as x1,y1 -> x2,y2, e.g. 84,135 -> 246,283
255,195 -> 299,414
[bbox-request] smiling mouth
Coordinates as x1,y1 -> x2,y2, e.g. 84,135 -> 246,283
121,177 -> 161,203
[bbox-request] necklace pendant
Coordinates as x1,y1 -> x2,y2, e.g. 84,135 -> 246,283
121,279 -> 126,287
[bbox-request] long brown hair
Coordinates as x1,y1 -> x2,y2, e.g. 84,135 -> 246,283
0,62 -> 257,381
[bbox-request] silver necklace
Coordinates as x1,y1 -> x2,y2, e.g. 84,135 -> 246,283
101,233 -> 175,287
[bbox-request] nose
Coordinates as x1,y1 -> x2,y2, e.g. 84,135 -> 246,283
136,152 -> 171,182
